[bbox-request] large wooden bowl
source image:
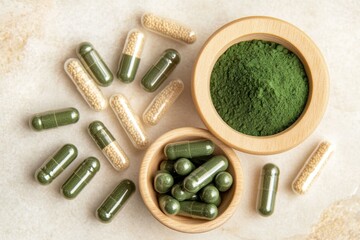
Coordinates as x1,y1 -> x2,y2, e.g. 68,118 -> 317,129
139,127 -> 243,233
192,16 -> 329,155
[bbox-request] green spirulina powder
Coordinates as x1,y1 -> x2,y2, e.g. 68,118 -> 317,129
210,40 -> 309,136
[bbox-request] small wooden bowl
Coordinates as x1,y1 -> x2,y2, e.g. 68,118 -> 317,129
139,127 -> 243,233
192,16 -> 330,155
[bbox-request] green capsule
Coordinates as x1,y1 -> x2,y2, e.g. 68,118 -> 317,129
213,195 -> 221,207
159,160 -> 182,182
174,158 -> 195,176
257,163 -> 280,217
214,171 -> 233,192
183,155 -> 228,193
171,183 -> 195,201
61,157 -> 100,199
35,144 -> 78,185
117,29 -> 145,83
77,42 -> 113,87
30,107 -> 79,131
159,160 -> 176,174
154,170 -> 174,193
178,201 -> 218,220
141,49 -> 180,92
164,139 -> 215,160
88,121 -> 130,171
96,179 -> 136,223
199,184 -> 220,205
158,195 -> 180,216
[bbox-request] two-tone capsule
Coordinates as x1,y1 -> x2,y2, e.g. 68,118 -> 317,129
292,141 -> 334,195
77,42 -> 113,87
35,144 -> 78,185
257,163 -> 280,217
64,58 -> 107,111
141,13 -> 196,44
61,157 -> 100,199
88,121 -> 129,171
141,49 -> 180,92
142,79 -> 184,126
117,29 -> 145,83
183,155 -> 228,193
96,179 -> 136,223
158,195 -> 180,216
178,201 -> 218,220
30,107 -> 79,131
164,139 -> 215,160
110,94 -> 149,149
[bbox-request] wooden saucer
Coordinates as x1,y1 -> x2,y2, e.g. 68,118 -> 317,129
192,16 -> 329,154
139,127 -> 243,233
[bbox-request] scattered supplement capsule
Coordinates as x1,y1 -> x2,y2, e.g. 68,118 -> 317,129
183,155 -> 228,193
158,195 -> 180,216
88,121 -> 129,171
292,141 -> 334,195
214,171 -> 233,192
154,170 -> 174,193
178,201 -> 218,220
141,13 -> 196,44
117,29 -> 145,83
96,179 -> 135,223
110,94 -> 149,149
64,58 -> 107,111
143,79 -> 184,126
77,42 -> 113,87
171,183 -> 195,201
257,163 -> 280,217
174,158 -> 195,176
199,184 -> 220,205
165,139 -> 215,160
61,157 -> 100,199
30,107 -> 79,131
141,49 -> 180,92
35,144 -> 78,185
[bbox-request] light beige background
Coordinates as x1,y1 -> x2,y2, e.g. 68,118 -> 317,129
1,0 -> 359,239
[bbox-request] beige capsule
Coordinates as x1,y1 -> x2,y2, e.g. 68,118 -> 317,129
122,29 -> 145,58
292,141 -> 334,194
110,94 -> 149,149
102,141 -> 130,171
64,58 -> 107,111
143,79 -> 184,126
141,13 -> 196,44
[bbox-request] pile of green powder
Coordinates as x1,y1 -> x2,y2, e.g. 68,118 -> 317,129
210,40 -> 309,136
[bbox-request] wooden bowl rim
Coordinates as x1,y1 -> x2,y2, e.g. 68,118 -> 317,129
192,16 -> 330,155
139,127 -> 243,233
